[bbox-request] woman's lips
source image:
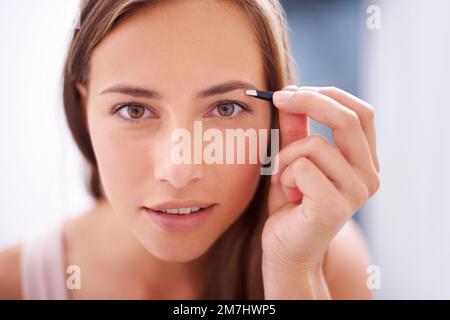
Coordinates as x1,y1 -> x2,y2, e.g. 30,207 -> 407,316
143,204 -> 216,233
146,200 -> 215,211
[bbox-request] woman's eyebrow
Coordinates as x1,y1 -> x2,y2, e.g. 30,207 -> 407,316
196,80 -> 257,98
98,80 -> 257,99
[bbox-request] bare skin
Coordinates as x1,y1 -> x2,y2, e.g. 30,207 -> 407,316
0,0 -> 376,299
0,204 -> 371,299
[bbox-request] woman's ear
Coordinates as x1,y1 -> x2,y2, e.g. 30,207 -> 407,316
75,82 -> 88,106
75,82 -> 89,128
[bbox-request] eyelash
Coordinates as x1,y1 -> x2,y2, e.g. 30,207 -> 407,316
110,100 -> 252,124
205,100 -> 252,120
110,102 -> 157,125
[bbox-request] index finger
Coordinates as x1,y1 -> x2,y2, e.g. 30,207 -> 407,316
273,89 -> 374,174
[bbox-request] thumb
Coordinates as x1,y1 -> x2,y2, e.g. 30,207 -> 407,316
278,112 -> 309,148
268,87 -> 309,214
274,86 -> 309,148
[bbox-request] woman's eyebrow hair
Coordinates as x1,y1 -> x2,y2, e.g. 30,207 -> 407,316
196,80 -> 257,98
98,80 -> 257,99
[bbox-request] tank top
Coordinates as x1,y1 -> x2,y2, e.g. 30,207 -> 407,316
20,221 -> 69,299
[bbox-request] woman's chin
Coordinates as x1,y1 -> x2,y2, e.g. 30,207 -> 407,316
148,247 -> 209,263
141,237 -> 213,263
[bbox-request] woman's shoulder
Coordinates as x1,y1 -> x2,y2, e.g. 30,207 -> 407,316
324,219 -> 373,299
0,243 -> 22,299
0,203 -> 102,300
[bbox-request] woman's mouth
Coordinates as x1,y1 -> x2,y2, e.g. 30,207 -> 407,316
143,202 -> 216,233
153,207 -> 202,215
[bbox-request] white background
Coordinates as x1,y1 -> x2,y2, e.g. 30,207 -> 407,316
360,0 -> 450,299
0,0 -> 93,246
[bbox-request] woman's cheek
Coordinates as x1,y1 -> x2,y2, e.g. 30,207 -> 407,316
217,162 -> 261,219
89,123 -> 154,214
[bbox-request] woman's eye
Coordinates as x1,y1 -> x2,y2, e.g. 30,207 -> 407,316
207,101 -> 249,119
114,103 -> 156,122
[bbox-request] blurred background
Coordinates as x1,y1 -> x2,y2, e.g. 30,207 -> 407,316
1,0 -> 450,299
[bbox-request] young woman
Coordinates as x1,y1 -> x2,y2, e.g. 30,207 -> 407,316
0,0 -> 380,299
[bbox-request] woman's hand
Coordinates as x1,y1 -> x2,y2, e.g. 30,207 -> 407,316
261,85 -> 380,299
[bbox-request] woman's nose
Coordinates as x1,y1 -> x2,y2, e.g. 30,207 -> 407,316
152,120 -> 205,189
154,159 -> 204,189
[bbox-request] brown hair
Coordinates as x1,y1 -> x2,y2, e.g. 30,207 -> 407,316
63,0 -> 298,299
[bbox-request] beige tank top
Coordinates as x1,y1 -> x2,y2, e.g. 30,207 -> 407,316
20,221 -> 69,300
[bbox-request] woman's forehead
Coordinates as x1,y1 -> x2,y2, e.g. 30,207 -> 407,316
89,0 -> 265,94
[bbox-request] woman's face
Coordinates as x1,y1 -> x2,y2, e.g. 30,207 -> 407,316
81,0 -> 271,262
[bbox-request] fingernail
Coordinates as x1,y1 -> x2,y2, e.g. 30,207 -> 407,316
300,86 -> 319,92
273,90 -> 294,103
